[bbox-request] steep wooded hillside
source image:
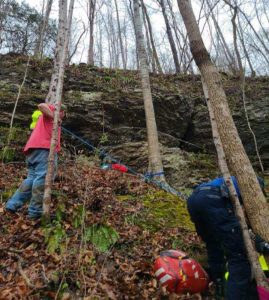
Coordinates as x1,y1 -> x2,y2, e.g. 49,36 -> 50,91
1,54 -> 269,299
0,54 -> 268,180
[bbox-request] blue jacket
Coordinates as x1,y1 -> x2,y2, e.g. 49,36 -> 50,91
199,176 -> 241,198
198,176 -> 265,199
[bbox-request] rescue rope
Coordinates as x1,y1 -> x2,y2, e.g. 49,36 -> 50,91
145,171 -> 165,179
61,127 -> 188,200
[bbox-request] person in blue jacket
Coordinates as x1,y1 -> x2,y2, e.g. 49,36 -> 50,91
187,176 -> 267,300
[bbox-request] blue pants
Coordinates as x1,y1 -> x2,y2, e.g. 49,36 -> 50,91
6,149 -> 57,218
187,188 -> 253,300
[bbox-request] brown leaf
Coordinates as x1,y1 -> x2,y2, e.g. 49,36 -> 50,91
99,283 -> 117,300
21,224 -> 29,230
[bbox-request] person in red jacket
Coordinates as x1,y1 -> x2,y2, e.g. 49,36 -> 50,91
6,103 -> 65,218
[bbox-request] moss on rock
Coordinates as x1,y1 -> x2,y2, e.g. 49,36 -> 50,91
122,190 -> 194,232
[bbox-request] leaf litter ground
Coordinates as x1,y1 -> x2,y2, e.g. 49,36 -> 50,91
0,159 -> 208,300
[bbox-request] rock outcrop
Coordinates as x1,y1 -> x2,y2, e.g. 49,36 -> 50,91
0,54 -> 268,187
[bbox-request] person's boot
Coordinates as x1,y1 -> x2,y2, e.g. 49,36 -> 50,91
214,278 -> 225,300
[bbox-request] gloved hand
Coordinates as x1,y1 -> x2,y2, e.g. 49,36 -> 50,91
255,234 -> 269,254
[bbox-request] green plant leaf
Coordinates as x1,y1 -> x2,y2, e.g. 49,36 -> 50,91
43,221 -> 66,254
84,224 -> 119,252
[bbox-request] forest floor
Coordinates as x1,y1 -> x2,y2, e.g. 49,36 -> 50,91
1,54 -> 268,299
0,155 -> 211,300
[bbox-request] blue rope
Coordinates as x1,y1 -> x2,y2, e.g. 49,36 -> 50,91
145,171 -> 165,179
61,126 -> 188,200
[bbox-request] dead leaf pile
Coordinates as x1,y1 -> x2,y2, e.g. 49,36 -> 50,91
0,159 -> 206,300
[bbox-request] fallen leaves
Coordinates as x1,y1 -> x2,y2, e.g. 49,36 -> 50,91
0,160 -> 205,299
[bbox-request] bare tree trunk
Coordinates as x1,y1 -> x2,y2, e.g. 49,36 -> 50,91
98,21 -> 103,67
141,0 -> 162,74
0,1 -> 8,49
166,0 -> 184,68
126,0 -> 139,69
224,1 -> 263,172
35,0 -> 53,58
158,0 -> 180,73
133,0 -> 165,182
123,18 -> 128,67
45,0 -> 67,103
205,0 -> 237,74
87,0 -> 96,65
223,1 -> 243,77
123,16 -> 129,68
43,0 -> 75,218
201,77 -> 268,290
47,0 -> 74,98
142,8 -> 154,72
110,13 -> 119,68
231,7 -> 243,76
64,0 -> 75,65
114,0 -> 126,69
237,19 -> 256,77
177,0 -> 269,271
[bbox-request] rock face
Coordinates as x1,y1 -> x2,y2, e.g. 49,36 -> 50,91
0,54 -> 268,182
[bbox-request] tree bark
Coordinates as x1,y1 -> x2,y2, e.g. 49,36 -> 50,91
45,0 -> 67,103
142,5 -> 154,72
201,77 -> 268,289
133,0 -> 165,182
63,0 -> 75,64
177,0 -> 269,269
43,0 -> 75,218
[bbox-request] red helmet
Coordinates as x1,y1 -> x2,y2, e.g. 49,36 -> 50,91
153,250 -> 209,294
